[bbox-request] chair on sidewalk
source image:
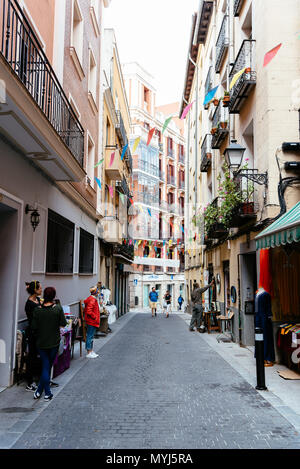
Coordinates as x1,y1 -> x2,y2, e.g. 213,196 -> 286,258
216,309 -> 234,342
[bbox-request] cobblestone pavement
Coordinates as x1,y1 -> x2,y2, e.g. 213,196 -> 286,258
11,313 -> 300,449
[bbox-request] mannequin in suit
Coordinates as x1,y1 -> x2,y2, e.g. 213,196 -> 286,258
255,287 -> 275,366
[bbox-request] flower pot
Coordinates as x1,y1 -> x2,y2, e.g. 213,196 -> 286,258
241,202 -> 254,214
213,98 -> 219,106
219,122 -> 228,129
211,128 -> 217,135
245,67 -> 251,73
206,152 -> 212,160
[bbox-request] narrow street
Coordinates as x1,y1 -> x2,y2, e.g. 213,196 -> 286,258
8,312 -> 300,450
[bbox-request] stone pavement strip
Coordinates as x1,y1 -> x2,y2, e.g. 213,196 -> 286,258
1,311 -> 300,449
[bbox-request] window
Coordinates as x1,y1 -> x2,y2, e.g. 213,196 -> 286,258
46,210 -> 75,274
88,46 -> 97,112
90,0 -> 100,36
72,0 -> 84,64
79,229 -> 94,274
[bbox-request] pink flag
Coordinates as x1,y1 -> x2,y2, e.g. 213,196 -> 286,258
109,186 -> 114,198
147,127 -> 155,146
180,100 -> 195,120
109,152 -> 115,167
263,43 -> 282,67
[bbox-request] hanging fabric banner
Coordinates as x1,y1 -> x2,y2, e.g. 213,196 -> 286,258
109,152 -> 115,167
109,186 -> 114,198
121,144 -> 128,161
229,67 -> 246,90
119,192 -> 125,205
94,159 -> 104,168
263,43 -> 282,67
203,85 -> 219,106
95,177 -> 102,189
132,137 -> 141,154
180,100 -> 195,120
162,116 -> 173,134
147,128 -> 155,146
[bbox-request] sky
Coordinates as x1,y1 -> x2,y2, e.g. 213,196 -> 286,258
103,0 -> 199,106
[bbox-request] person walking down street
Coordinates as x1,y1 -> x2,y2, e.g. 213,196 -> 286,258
164,291 -> 172,318
24,281 -> 42,392
189,279 -> 214,331
84,286 -> 100,359
31,287 -> 67,401
149,287 -> 159,317
178,294 -> 184,311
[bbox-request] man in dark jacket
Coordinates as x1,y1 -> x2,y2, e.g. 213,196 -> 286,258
189,279 -> 214,331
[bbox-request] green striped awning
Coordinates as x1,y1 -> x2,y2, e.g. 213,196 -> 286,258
256,201 -> 300,250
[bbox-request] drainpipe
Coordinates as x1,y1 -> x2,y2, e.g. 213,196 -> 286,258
229,0 -> 235,141
188,53 -> 199,215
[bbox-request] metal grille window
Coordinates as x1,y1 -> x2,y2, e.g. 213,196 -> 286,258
79,229 -> 94,274
46,210 -> 75,274
215,15 -> 229,73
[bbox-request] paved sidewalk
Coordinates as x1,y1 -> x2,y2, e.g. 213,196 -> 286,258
179,312 -> 300,433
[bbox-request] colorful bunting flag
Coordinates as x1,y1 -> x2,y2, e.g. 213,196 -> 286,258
147,208 -> 152,217
119,192 -> 125,205
94,177 -> 102,189
263,43 -> 282,67
162,116 -> 173,134
229,67 -> 246,90
109,152 -> 115,167
203,85 -> 219,106
94,159 -> 104,168
132,137 -> 141,154
121,144 -> 128,161
180,100 -> 195,120
147,128 -> 155,146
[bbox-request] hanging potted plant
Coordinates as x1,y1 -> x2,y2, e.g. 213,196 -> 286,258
222,91 -> 230,107
213,98 -> 219,107
219,120 -> 228,130
211,126 -> 217,135
245,67 -> 251,74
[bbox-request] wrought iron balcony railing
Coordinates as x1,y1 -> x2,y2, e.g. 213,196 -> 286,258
215,15 -> 229,73
167,174 -> 175,186
178,152 -> 185,164
234,0 -> 245,16
137,159 -> 159,178
0,0 -> 84,166
211,102 -> 229,149
114,242 -> 134,262
200,134 -> 212,172
229,40 -> 256,114
167,147 -> 174,158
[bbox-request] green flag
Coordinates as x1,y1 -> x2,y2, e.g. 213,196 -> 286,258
162,116 -> 173,134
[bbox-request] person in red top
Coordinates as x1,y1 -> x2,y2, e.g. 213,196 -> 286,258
84,286 -> 100,359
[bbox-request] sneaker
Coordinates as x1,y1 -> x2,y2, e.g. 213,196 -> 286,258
33,390 -> 41,399
86,352 -> 99,358
44,394 -> 53,401
26,384 -> 37,392
50,381 -> 59,387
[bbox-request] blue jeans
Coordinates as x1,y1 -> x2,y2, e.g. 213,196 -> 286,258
86,325 -> 97,351
37,347 -> 58,396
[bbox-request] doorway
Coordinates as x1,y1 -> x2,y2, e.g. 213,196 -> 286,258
240,252 -> 257,345
0,201 -> 19,387
223,261 -> 230,313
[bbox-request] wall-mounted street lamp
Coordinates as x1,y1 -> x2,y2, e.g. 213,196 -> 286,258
224,140 -> 268,186
25,204 -> 40,232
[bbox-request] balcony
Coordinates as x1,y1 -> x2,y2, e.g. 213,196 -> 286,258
167,147 -> 175,159
167,174 -> 176,187
98,216 -> 122,245
201,134 -> 212,172
116,176 -> 132,203
159,200 -> 168,212
135,191 -> 159,207
211,102 -> 229,149
178,180 -> 185,191
159,170 -> 165,181
215,15 -> 229,73
0,0 -> 85,181
136,159 -> 159,178
229,40 -> 256,114
115,110 -> 128,148
158,142 -> 164,153
229,170 -> 258,227
105,148 -> 123,180
234,0 -> 245,16
113,241 -> 134,264
178,152 -> 185,165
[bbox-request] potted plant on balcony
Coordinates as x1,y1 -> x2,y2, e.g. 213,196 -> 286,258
213,98 -> 219,107
219,120 -> 228,130
211,126 -> 218,135
222,91 -> 230,107
240,183 -> 255,214
245,67 -> 251,74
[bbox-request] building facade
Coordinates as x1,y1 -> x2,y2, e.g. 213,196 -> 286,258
0,0 -> 111,388
182,0 -> 300,345
122,63 -> 186,311
97,28 -> 133,317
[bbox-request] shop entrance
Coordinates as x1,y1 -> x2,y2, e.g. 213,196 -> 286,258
239,252 -> 257,346
223,261 -> 230,313
0,201 -> 19,387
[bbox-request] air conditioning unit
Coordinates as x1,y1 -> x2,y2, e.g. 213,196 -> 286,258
282,142 -> 300,153
284,161 -> 300,171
